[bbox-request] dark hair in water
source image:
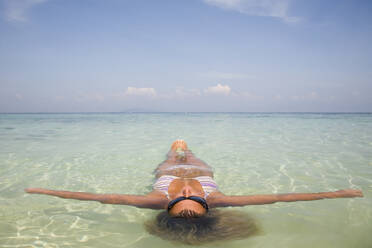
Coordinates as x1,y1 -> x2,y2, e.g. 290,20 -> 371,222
144,209 -> 260,245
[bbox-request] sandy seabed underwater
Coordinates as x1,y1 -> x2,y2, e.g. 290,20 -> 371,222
0,113 -> 371,248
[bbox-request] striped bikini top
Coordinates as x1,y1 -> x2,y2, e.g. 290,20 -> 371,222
153,175 -> 218,199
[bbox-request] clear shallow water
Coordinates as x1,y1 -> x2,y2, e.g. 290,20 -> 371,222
0,113 -> 371,248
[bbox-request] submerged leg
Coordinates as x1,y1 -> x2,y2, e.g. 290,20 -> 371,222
184,150 -> 211,169
171,140 -> 210,168
154,140 -> 188,173
169,140 -> 212,169
154,140 -> 213,177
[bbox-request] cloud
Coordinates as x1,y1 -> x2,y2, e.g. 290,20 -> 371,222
54,95 -> 65,101
202,0 -> 299,23
3,0 -> 48,22
149,87 -> 201,100
204,84 -> 231,95
274,94 -> 282,100
308,91 -> 318,99
124,87 -> 157,97
15,93 -> 23,100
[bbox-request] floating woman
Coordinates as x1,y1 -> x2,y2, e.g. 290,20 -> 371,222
26,140 -> 363,244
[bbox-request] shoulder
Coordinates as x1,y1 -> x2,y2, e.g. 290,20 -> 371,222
206,191 -> 227,208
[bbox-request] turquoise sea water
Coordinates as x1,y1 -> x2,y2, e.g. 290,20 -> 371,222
0,113 -> 371,248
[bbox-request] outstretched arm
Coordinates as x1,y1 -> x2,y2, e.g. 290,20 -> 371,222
25,188 -> 168,209
209,189 -> 363,207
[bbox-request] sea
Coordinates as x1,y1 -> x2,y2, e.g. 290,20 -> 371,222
0,113 -> 371,248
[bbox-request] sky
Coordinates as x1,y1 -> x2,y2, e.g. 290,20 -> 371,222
0,0 -> 371,112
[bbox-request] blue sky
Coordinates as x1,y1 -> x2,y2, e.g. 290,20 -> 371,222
0,0 -> 371,112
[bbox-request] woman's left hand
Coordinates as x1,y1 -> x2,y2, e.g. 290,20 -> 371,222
334,189 -> 363,198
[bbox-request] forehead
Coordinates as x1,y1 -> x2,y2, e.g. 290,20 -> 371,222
169,199 -> 206,216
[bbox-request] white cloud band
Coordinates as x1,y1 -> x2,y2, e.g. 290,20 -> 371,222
203,0 -> 299,23
4,0 -> 48,22
204,84 -> 231,95
124,87 -> 157,97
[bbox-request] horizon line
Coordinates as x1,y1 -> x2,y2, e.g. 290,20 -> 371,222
1,111 -> 371,114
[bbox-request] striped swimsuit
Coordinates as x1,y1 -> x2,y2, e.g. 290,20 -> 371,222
153,175 -> 218,199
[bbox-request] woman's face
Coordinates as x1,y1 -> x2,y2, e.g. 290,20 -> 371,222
168,199 -> 207,216
168,184 -> 207,217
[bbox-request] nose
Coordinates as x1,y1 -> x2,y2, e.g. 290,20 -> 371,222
182,186 -> 192,197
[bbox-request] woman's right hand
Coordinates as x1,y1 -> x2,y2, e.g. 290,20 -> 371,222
25,188 -> 50,194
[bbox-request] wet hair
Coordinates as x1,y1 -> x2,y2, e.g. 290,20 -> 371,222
176,209 -> 203,218
144,209 -> 260,245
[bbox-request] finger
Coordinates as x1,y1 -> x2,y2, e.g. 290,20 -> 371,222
355,190 -> 363,197
25,188 -> 33,193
